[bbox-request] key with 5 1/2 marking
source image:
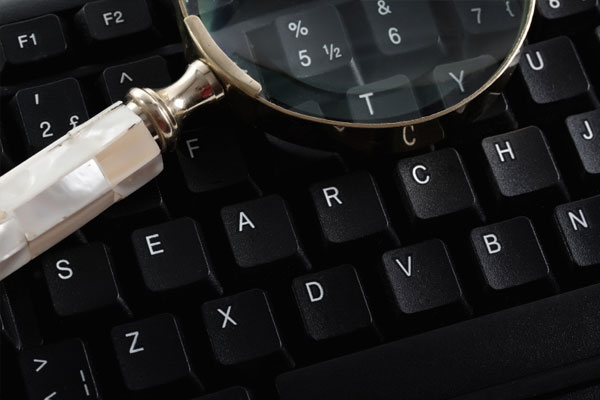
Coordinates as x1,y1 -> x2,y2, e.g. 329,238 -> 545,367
11,78 -> 89,154
274,5 -> 353,82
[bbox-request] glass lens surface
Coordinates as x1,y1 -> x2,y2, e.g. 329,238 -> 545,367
184,0 -> 531,124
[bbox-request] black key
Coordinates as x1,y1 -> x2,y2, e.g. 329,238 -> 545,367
41,243 -> 128,317
0,0 -> 89,25
0,14 -> 66,65
395,148 -> 482,225
361,0 -> 439,56
276,282 -> 600,400
292,265 -> 374,341
75,0 -> 152,42
19,339 -> 99,400
176,128 -> 255,194
101,56 -> 172,103
537,0 -> 599,21
102,180 -> 168,220
565,110 -> 600,184
471,93 -> 518,135
471,217 -> 552,292
433,56 -> 496,108
381,239 -> 466,315
131,217 -> 222,293
192,386 -> 252,400
0,134 -> 12,175
309,171 -> 395,246
0,278 -> 42,350
111,313 -> 201,391
518,37 -> 594,108
202,289 -> 291,367
481,126 -> 567,209
555,195 -> 600,269
453,0 -> 523,36
11,78 -> 89,153
273,5 -> 353,81
347,76 -> 419,121
221,195 -> 308,272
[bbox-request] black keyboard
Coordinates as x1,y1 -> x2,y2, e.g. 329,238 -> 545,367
1,1 -> 600,399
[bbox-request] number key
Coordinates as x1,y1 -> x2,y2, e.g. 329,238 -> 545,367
274,5 -> 353,82
361,0 -> 440,56
11,78 -> 89,154
454,0 -> 523,36
537,0 -> 598,20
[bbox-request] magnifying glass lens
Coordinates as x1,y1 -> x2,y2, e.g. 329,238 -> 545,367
186,0 -> 530,124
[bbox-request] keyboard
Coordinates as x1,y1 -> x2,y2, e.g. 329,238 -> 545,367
1,0 -> 600,399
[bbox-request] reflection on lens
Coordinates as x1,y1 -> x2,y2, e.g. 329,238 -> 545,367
185,0 -> 530,124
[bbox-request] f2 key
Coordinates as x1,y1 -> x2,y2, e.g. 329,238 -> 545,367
18,339 -> 100,400
76,0 -> 152,42
11,78 -> 89,153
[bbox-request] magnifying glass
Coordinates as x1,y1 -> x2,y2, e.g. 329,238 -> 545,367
0,0 -> 535,280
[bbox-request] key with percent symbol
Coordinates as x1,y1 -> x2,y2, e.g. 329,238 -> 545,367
275,5 -> 354,85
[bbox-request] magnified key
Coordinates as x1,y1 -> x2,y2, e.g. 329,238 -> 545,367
274,5 -> 353,85
361,0 -> 440,56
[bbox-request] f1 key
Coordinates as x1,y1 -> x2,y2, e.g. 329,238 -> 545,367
0,14 -> 67,65
18,339 -> 100,399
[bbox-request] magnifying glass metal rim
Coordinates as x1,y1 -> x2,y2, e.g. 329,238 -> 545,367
177,0 -> 536,129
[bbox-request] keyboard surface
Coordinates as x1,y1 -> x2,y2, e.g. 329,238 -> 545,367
1,0 -> 600,399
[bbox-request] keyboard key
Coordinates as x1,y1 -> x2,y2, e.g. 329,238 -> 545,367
75,0 -> 152,42
537,0 -> 599,20
470,93 -> 518,135
395,148 -> 482,225
111,313 -> 201,391
202,289 -> 291,367
518,37 -> 593,107
565,110 -> 600,184
221,195 -> 308,272
276,282 -> 600,400
131,217 -> 222,293
309,171 -> 395,246
347,75 -> 419,121
41,243 -> 128,317
381,239 -> 466,315
176,128 -> 255,194
0,14 -> 66,65
471,217 -> 552,292
292,265 -> 374,341
192,386 -> 252,400
0,0 -> 88,25
101,55 -> 172,103
555,195 -> 600,269
481,126 -> 566,208
0,278 -> 42,350
11,78 -> 89,153
433,55 -> 496,108
361,0 -> 439,56
453,0 -> 523,36
274,5 -> 352,82
18,339 -> 99,400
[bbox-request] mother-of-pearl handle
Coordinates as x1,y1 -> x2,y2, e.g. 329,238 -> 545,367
0,102 -> 163,280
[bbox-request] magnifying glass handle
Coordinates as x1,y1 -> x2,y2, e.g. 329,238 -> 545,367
0,61 -> 224,281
